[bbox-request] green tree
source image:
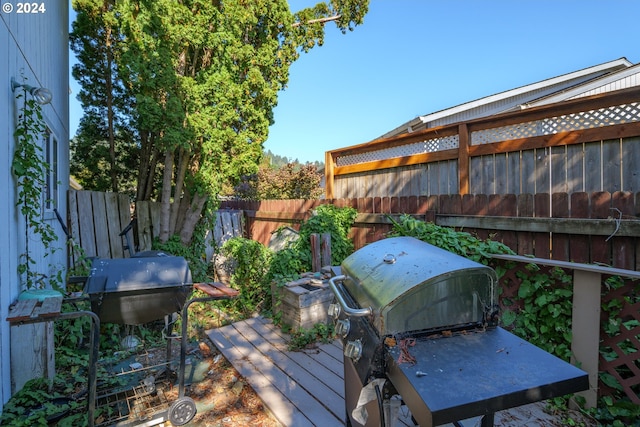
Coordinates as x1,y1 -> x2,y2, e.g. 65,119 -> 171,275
70,0 -> 137,194
71,0 -> 369,244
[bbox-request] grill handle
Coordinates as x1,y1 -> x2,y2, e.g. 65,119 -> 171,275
328,275 -> 372,317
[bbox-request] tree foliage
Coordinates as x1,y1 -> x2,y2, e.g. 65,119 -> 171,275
235,161 -> 323,200
70,0 -> 369,244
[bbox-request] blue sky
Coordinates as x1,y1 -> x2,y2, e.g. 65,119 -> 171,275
69,0 -> 640,164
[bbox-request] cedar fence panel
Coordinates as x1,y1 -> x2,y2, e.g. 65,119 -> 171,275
220,191 -> 640,269
325,87 -> 640,200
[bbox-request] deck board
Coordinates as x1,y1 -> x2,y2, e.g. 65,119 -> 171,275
208,317 -> 344,427
207,317 -> 433,427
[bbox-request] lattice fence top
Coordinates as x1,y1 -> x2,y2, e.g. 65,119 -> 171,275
472,102 -> 640,145
336,134 -> 459,167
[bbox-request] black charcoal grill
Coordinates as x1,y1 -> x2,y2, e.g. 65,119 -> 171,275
84,253 -> 191,325
82,252 -> 238,427
328,236 -> 589,427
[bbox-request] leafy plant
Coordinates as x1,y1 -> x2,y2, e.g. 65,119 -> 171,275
387,214 -> 515,263
286,322 -> 335,351
501,265 -> 574,361
0,378 -> 74,426
12,79 -> 60,289
219,237 -> 273,317
268,204 -> 357,283
152,234 -> 208,282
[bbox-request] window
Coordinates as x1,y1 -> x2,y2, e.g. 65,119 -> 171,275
44,129 -> 58,211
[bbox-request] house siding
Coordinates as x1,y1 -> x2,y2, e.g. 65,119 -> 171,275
0,2 -> 69,408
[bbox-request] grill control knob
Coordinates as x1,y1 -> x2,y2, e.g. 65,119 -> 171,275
344,339 -> 363,362
328,303 -> 341,319
335,319 -> 350,337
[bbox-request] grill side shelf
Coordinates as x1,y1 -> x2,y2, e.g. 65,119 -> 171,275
385,327 -> 589,426
193,282 -> 239,298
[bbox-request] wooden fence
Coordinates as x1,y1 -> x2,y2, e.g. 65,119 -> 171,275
324,86 -> 640,199
220,191 -> 640,269
67,190 -> 242,264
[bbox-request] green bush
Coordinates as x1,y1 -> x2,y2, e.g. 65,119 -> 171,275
268,204 -> 357,283
219,236 -> 273,317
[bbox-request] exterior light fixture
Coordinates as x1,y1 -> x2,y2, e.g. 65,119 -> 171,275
11,77 -> 52,105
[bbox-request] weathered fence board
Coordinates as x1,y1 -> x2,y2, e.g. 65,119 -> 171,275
69,191 -> 244,264
68,190 -> 132,260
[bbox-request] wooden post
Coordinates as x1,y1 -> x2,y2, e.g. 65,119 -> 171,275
310,233 -> 321,272
321,233 -> 332,267
571,270 -> 601,408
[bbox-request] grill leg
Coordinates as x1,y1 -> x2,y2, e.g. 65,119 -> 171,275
480,413 -> 495,427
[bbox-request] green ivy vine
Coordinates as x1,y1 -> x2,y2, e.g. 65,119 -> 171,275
12,82 -> 59,289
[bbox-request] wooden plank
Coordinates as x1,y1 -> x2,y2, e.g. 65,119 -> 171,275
569,193 -> 590,263
212,322 -> 341,427
602,139 -> 622,193
435,214 -> 640,237
234,319 -> 345,422
507,151 -> 519,194
230,211 -> 243,237
516,194 -> 534,256
90,191 -> 111,258
67,189 -> 82,266
194,282 -> 239,298
118,193 -> 132,257
148,201 -> 161,241
584,142 -> 602,192
220,211 -> 233,245
495,153 -> 507,195
76,190 -> 97,258
136,201 -> 153,252
535,148 -> 550,194
6,300 -> 38,322
611,191 -> 635,269
255,317 -> 344,379
521,149 -> 536,194
566,143 -> 585,193
622,136 -> 640,192
34,297 -> 62,318
534,193 -> 551,258
105,192 -> 124,258
207,325 -> 315,427
591,192 -> 612,265
551,193 -> 569,261
551,145 -> 567,193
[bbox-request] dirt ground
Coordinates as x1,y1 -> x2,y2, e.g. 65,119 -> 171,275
178,342 -> 280,427
121,339 -> 280,427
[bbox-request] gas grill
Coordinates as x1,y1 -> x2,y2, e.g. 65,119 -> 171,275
328,236 -> 588,427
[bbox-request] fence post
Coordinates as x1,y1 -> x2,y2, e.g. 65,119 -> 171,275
571,270 -> 601,408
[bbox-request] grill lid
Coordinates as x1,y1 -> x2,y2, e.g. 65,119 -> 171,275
339,236 -> 497,335
85,256 -> 192,294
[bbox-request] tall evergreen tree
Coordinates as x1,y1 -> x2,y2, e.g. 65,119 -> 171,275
70,0 -> 137,194
71,0 -> 369,244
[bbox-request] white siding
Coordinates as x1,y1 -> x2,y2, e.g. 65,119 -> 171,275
568,70 -> 640,99
0,2 -> 69,408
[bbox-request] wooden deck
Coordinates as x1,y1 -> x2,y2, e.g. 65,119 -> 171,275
206,315 -> 346,427
206,317 -> 576,427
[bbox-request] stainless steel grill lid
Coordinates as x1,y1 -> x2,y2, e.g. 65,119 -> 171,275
339,236 -> 497,335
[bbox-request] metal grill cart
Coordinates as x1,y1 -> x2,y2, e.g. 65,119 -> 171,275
328,236 -> 589,427
83,253 -> 239,427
